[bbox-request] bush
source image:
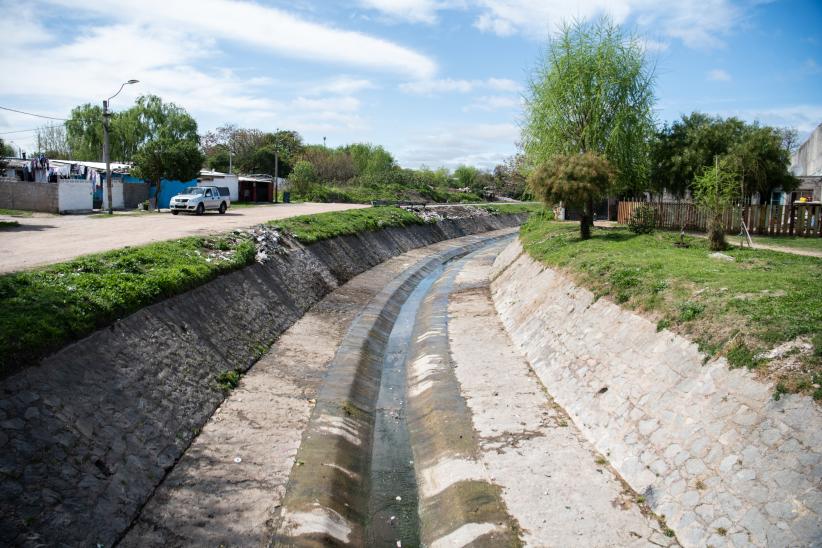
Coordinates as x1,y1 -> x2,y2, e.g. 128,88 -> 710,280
628,204 -> 657,234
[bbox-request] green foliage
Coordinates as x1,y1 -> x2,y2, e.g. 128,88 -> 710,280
528,152 -> 614,238
518,217 -> 822,397
267,206 -> 423,244
692,156 -> 740,250
65,94 -> 200,163
132,138 -> 204,184
650,113 -> 798,199
523,17 -> 655,195
0,138 -> 14,158
289,159 -> 319,196
0,234 -> 255,376
0,221 -> 20,230
627,204 -> 657,234
454,165 -> 481,190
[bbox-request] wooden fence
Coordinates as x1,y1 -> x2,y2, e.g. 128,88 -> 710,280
617,201 -> 822,237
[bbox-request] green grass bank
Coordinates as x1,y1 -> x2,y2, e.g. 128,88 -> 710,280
519,218 -> 822,399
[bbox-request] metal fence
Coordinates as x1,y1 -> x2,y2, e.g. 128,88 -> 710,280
617,201 -> 822,237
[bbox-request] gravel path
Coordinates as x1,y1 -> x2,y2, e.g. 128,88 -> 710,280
0,203 -> 367,273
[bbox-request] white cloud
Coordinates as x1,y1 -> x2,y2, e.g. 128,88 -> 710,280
462,95 -> 521,111
708,68 -> 732,81
358,0 -> 448,24
716,105 -> 822,135
396,122 -> 518,169
45,0 -> 437,79
473,0 -> 742,49
639,38 -> 670,52
309,77 -> 376,96
400,77 -> 521,94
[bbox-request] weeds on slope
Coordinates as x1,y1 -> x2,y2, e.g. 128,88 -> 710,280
519,218 -> 822,399
267,206 -> 424,244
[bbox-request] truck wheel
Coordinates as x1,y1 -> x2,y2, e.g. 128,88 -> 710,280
171,210 -> 179,215
196,203 -> 204,215
219,202 -> 227,214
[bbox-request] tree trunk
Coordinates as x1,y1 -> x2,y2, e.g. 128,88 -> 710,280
708,213 -> 726,251
580,197 -> 593,240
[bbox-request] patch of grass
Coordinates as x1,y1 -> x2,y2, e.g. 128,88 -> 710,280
519,218 -> 822,396
773,382 -> 789,401
0,208 -> 34,217
717,527 -> 728,536
595,455 -> 608,466
216,369 -> 241,391
0,220 -> 20,229
267,206 -> 424,244
300,184 -> 484,204
0,233 -> 255,377
726,342 -> 762,370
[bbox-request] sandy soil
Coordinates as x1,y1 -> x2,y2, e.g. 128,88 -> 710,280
0,203 -> 368,273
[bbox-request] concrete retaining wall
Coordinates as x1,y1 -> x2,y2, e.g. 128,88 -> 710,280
491,239 -> 822,548
0,212 -> 526,547
0,178 -> 58,213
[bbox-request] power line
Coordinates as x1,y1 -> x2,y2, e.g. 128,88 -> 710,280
0,128 -> 40,135
0,106 -> 68,121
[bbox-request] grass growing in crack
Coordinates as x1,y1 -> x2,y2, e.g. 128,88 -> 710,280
216,370 -> 242,391
0,220 -> 20,229
595,455 -> 608,466
519,218 -> 822,399
0,234 -> 255,377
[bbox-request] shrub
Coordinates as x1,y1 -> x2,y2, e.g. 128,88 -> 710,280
628,204 -> 656,234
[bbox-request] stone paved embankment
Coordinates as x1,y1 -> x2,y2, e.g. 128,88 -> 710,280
0,212 -> 526,547
491,239 -> 822,547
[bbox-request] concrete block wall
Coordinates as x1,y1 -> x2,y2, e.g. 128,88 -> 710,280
491,239 -> 821,548
0,178 -> 58,213
122,182 -> 149,209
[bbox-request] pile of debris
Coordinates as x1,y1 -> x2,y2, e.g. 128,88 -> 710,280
245,225 -> 290,264
403,204 -> 494,222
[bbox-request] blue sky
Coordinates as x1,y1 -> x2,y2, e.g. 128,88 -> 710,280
0,0 -> 820,169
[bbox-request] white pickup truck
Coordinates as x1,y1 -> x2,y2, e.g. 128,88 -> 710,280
169,186 -> 230,215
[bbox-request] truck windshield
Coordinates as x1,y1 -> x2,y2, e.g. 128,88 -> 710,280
179,187 -> 204,195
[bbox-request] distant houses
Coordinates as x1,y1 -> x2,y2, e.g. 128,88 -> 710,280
0,157 -> 276,213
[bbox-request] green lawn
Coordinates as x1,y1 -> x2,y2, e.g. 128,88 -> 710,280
520,218 -> 822,399
476,202 -> 549,216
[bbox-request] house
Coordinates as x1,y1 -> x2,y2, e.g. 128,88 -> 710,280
198,170 -> 239,201
238,174 -> 275,202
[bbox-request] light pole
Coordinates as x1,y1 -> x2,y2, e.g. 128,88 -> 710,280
103,79 -> 139,214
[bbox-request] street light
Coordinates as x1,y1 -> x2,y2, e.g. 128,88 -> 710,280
103,79 -> 139,214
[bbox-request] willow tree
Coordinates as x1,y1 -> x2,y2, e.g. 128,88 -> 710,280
523,17 -> 656,215
529,152 -> 614,239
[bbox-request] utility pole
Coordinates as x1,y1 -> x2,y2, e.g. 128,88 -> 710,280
103,99 -> 111,214
103,79 -> 139,214
274,151 -> 279,203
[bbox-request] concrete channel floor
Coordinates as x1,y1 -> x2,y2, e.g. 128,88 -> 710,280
447,243 -> 676,547
122,229 -> 677,547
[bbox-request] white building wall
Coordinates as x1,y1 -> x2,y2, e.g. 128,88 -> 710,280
198,174 -> 238,201
101,181 -> 125,210
58,180 -> 93,212
791,122 -> 822,176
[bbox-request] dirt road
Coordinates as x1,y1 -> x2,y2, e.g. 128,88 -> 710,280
0,203 -> 368,273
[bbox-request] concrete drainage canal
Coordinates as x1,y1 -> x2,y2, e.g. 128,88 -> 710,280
272,233 -> 520,546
